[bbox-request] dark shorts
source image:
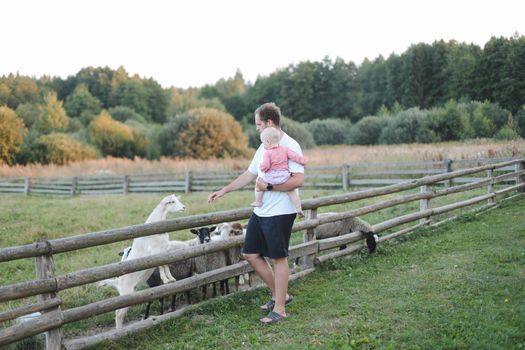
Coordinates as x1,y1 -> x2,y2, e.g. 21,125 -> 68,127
242,213 -> 297,259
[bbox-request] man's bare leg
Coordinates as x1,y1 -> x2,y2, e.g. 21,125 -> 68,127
243,253 -> 275,294
270,257 -> 289,316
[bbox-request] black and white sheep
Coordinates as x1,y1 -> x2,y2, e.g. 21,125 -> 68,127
315,212 -> 378,252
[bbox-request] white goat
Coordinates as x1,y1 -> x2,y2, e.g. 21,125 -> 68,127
99,194 -> 187,329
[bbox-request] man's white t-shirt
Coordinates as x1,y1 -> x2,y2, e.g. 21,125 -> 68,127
248,132 -> 305,217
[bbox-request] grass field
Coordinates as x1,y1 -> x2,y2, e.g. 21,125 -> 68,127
1,189 -> 524,349
86,195 -> 524,350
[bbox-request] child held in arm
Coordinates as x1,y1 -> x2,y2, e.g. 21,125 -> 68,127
251,127 -> 307,216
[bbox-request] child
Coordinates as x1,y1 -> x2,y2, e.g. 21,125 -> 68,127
251,127 -> 306,216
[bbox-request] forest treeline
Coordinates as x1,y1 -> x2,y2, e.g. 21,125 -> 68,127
1,35 -> 524,165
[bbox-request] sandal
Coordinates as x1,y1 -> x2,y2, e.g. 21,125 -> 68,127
260,311 -> 287,324
260,294 -> 294,312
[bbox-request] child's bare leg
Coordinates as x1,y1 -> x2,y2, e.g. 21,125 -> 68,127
287,191 -> 304,216
251,189 -> 263,207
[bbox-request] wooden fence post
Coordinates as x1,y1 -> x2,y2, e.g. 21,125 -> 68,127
35,240 -> 63,350
419,185 -> 431,224
516,161 -> 525,193
341,164 -> 349,191
444,159 -> 453,187
123,175 -> 130,195
302,208 -> 317,269
487,169 -> 495,205
70,177 -> 78,196
184,171 -> 192,193
24,177 -> 31,195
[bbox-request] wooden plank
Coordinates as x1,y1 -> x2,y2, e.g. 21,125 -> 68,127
314,242 -> 363,265
35,251 -> 63,349
352,169 -> 442,176
0,310 -> 64,348
0,298 -> 62,323
63,308 -> 187,350
60,262 -> 253,325
318,231 -> 363,251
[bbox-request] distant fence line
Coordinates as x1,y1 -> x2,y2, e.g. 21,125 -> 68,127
0,157 -> 524,349
0,157 -> 521,196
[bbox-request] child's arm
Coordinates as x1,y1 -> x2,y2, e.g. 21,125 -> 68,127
259,151 -> 272,172
286,148 -> 306,166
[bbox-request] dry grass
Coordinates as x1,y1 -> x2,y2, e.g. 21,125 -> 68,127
1,139 -> 524,177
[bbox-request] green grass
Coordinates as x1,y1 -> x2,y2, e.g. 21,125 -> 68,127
85,195 -> 524,350
1,191 -> 524,349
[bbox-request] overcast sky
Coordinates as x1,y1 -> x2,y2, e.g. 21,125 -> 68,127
2,0 -> 523,88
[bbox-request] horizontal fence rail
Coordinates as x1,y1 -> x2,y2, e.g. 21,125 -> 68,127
0,157 -> 523,349
1,157 -> 521,196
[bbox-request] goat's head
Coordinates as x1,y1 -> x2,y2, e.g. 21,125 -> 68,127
213,222 -> 245,239
118,246 -> 132,261
161,194 -> 186,213
190,226 -> 216,244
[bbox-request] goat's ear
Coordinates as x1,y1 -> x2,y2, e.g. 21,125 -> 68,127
210,226 -> 216,233
190,229 -> 198,235
118,251 -> 124,256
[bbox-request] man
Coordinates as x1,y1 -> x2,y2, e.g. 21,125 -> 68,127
208,102 -> 304,324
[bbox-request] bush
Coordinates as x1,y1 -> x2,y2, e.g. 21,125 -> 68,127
280,116 -> 316,149
348,116 -> 388,145
0,106 -> 27,165
108,106 -> 147,123
175,108 -> 250,159
379,108 -> 439,144
428,100 -> 462,141
495,116 -> 521,140
32,133 -> 98,165
158,114 -> 190,157
306,118 -> 351,145
88,111 -> 141,158
514,104 -> 525,137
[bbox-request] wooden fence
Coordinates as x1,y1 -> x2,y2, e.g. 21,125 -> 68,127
0,158 -> 524,349
0,157 -> 520,196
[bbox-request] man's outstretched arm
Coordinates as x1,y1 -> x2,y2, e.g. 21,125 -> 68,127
208,170 -> 258,203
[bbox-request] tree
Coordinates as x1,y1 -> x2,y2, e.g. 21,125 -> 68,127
428,100 -> 463,141
175,108 -> 250,159
32,133 -> 98,165
348,116 -> 388,145
0,106 -> 27,164
306,118 -> 351,145
379,108 -> 439,144
15,102 -> 41,128
108,106 -> 147,123
64,84 -> 102,120
34,91 -> 69,134
88,111 -> 139,158
158,114 -> 190,157
279,116 -> 316,149
0,74 -> 41,109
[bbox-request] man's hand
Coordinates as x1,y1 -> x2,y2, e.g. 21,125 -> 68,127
208,188 -> 226,203
256,177 -> 267,192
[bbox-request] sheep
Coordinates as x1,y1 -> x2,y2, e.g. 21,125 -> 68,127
190,226 -> 231,299
143,253 -> 194,318
98,194 -> 187,329
118,246 -> 194,319
212,222 -> 249,288
315,212 -> 378,252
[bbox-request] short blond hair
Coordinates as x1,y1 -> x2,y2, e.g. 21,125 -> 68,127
260,127 -> 280,145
